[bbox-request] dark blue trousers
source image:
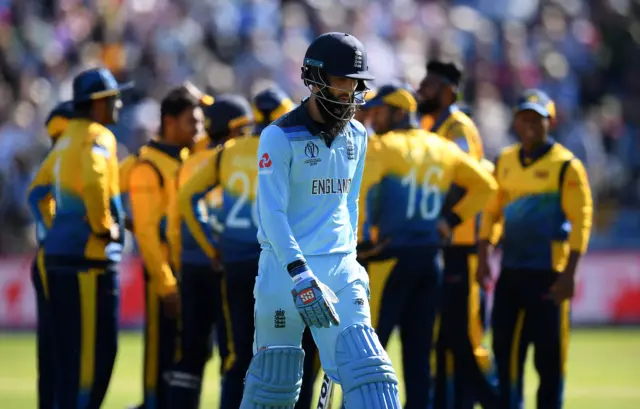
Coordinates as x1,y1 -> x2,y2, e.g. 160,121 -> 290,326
46,263 -> 119,409
167,264 -> 227,409
32,249 -> 54,409
366,246 -> 442,409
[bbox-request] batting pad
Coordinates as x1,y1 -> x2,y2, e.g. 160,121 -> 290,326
240,346 -> 305,409
336,324 -> 401,408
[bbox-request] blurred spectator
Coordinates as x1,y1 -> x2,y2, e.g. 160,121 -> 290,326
1,0 -> 639,254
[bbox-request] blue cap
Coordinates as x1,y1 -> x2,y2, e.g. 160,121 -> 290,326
365,83 -> 417,112
72,68 -> 133,102
515,89 -> 555,118
203,94 -> 253,136
252,86 -> 294,133
303,32 -> 374,81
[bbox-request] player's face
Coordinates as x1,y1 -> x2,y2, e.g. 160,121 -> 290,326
175,106 -> 204,148
514,110 -> 549,149
369,105 -> 392,135
417,74 -> 443,115
326,75 -> 358,102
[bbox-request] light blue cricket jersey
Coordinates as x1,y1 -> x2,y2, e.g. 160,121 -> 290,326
256,101 -> 367,276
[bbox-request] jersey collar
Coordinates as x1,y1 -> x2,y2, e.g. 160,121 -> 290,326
519,137 -> 555,167
430,103 -> 458,132
148,139 -> 186,161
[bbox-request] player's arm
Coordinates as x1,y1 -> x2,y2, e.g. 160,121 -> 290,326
81,137 -> 116,238
358,140 -> 383,243
442,146 -> 498,229
27,156 -> 55,243
256,126 -> 306,277
560,159 -> 593,275
167,173 -> 182,271
347,135 -> 367,239
177,155 -> 219,260
129,163 -> 176,297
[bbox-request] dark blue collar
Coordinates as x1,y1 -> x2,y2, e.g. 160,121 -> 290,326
430,104 -> 458,132
148,140 -> 184,160
519,137 -> 555,167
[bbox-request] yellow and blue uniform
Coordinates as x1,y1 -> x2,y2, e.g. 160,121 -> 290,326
480,138 -> 592,409
125,140 -> 188,409
363,120 -> 497,408
427,104 -> 499,409
27,117 -> 124,409
165,142 -> 230,409
178,135 -> 268,408
28,101 -> 75,409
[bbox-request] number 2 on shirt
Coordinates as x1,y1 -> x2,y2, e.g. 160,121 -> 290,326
226,171 -> 259,229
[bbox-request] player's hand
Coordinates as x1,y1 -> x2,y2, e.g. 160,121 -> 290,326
162,290 -> 181,319
357,238 -> 391,261
549,272 -> 575,303
291,274 -> 340,328
109,223 -> 121,242
437,218 -> 453,243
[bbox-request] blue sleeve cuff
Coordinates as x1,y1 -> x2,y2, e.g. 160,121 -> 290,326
287,259 -> 310,278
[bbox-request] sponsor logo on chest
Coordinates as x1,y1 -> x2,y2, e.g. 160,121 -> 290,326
311,178 -> 352,195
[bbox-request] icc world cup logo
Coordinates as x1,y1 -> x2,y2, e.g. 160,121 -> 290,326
305,141 -> 319,158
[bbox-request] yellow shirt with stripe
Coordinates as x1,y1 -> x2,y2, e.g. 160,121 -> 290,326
479,141 -> 593,272
364,128 -> 497,248
167,147 -> 220,271
27,119 -> 124,266
358,135 -> 384,243
126,141 -> 188,296
178,136 -> 261,264
428,105 -> 484,246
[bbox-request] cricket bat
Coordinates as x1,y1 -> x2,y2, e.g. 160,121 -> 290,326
316,372 -> 335,409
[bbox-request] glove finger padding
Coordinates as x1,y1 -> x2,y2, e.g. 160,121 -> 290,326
323,300 -> 340,325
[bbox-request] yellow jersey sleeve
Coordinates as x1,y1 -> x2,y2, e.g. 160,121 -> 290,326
449,146 -> 498,223
177,151 -> 221,260
167,172 -> 182,272
81,137 -> 116,236
479,155 -> 507,243
561,159 -> 593,254
130,162 -> 176,296
358,138 -> 384,242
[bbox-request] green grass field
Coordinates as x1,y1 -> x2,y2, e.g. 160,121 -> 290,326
1,329 -> 639,408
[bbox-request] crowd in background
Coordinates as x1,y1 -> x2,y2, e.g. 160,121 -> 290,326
0,0 -> 638,254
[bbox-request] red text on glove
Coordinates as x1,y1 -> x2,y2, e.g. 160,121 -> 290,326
299,288 -> 315,304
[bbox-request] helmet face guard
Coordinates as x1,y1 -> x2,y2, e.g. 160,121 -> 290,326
301,33 -> 375,126
303,65 -> 370,122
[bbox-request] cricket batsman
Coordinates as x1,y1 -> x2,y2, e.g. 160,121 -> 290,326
359,83 -> 498,408
478,90 -> 593,409
28,101 -> 75,409
418,60 -> 499,408
27,67 -> 130,408
239,31 -> 402,409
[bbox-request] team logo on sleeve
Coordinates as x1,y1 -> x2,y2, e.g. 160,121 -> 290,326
304,142 -> 322,166
258,153 -> 273,174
